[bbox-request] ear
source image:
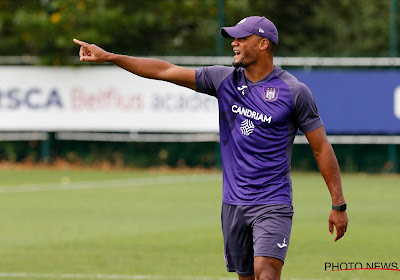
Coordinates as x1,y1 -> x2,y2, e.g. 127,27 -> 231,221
259,38 -> 269,51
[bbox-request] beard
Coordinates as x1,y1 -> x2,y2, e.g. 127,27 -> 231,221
232,47 -> 259,68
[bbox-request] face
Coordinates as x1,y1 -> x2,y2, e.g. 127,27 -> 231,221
231,35 -> 263,68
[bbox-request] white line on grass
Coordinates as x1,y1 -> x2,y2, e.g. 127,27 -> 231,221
0,272 -> 348,280
0,272 -> 237,280
0,273 -> 346,280
0,174 -> 222,194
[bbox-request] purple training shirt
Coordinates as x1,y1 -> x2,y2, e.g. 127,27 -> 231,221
195,66 -> 323,206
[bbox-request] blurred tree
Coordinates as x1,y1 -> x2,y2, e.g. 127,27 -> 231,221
311,0 -> 392,56
224,0 -> 395,57
0,0 -> 398,64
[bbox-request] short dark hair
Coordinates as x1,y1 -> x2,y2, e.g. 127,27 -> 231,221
257,36 -> 276,54
267,40 -> 276,54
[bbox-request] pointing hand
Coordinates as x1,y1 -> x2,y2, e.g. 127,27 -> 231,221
73,38 -> 110,63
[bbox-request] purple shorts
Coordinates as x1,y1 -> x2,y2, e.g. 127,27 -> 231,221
221,203 -> 294,277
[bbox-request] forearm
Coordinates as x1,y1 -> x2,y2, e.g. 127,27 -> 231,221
107,53 -> 175,80
107,53 -> 195,89
306,127 -> 348,241
313,143 -> 345,205
73,39 -> 196,89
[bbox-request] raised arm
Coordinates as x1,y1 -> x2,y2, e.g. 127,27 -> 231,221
73,39 -> 196,90
304,126 -> 348,242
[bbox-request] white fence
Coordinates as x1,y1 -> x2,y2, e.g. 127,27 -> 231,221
2,56 -> 400,67
0,56 -> 399,143
0,66 -> 218,132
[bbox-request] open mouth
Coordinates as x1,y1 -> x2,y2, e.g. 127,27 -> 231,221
234,50 -> 241,57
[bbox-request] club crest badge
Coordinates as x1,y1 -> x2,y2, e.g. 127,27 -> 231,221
263,87 -> 279,102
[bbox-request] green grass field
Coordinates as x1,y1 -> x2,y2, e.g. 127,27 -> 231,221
0,168 -> 398,280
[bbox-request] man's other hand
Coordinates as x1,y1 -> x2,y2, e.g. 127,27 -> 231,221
329,210 -> 348,242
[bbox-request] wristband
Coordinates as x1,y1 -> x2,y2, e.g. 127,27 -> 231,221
332,203 -> 347,211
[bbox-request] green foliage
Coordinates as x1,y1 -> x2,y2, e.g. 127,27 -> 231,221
0,0 -> 398,172
0,0 -> 398,64
225,0 -> 395,57
51,141 -> 220,168
0,139 -> 398,173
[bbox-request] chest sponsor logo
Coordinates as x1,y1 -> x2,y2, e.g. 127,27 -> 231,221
263,86 -> 279,102
231,104 -> 272,124
240,119 -> 255,136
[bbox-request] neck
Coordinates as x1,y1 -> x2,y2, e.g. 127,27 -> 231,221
244,59 -> 274,83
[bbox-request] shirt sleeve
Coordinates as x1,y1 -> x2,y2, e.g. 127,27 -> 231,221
195,66 -> 234,97
292,82 -> 323,133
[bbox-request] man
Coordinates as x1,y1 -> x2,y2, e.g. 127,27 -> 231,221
74,16 -> 348,280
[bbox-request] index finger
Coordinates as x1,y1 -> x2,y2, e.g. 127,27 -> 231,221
73,38 -> 89,47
